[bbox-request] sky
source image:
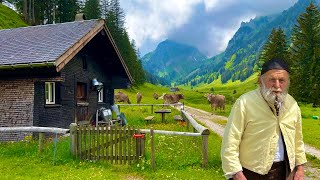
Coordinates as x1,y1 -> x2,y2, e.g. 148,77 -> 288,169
119,0 -> 298,57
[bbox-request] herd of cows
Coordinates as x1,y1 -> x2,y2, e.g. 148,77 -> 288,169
114,91 -> 226,112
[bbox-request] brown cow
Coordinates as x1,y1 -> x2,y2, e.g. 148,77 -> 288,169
153,93 -> 159,100
163,93 -> 184,104
208,94 -> 225,111
114,91 -> 131,104
136,92 -> 142,104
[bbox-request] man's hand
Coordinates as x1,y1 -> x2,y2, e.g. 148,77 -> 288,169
294,165 -> 304,180
232,171 -> 247,180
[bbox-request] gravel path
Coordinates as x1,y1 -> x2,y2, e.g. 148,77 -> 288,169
183,105 -> 320,179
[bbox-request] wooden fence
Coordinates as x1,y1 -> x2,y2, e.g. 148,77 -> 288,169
116,103 -> 184,113
0,126 -> 69,152
70,124 -> 145,165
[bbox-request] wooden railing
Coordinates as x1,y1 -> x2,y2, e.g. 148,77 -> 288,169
116,103 -> 184,113
0,126 -> 69,152
139,109 -> 210,169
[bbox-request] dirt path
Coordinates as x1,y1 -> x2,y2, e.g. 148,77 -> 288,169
183,105 -> 320,179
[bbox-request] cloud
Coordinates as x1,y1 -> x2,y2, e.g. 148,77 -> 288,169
120,0 -> 298,57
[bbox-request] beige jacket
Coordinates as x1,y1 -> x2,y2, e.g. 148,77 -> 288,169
221,89 -> 307,176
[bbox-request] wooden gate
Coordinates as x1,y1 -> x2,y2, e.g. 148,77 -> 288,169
75,125 -> 145,164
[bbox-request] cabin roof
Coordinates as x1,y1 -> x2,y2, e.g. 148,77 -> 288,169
0,19 -> 133,83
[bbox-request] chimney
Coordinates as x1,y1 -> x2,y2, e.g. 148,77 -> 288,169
75,13 -> 86,21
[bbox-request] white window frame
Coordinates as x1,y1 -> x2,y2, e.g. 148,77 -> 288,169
98,87 -> 104,102
45,82 -> 55,104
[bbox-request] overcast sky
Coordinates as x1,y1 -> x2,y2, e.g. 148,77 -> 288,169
119,0 -> 298,57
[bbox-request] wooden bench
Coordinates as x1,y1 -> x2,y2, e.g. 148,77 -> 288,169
144,116 -> 155,123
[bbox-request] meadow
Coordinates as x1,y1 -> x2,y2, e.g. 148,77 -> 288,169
1,75 -> 320,179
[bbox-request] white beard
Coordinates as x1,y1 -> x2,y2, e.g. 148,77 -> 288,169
260,83 -> 287,107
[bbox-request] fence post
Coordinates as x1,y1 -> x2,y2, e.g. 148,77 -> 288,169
70,123 -> 77,157
150,128 -> 155,171
202,135 -> 209,167
38,132 -> 45,153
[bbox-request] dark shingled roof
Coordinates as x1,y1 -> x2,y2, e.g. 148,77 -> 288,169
0,19 -> 101,65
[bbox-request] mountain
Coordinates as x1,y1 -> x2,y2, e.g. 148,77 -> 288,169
141,39 -> 207,84
144,0 -> 319,86
0,3 -> 27,30
178,0 -> 320,85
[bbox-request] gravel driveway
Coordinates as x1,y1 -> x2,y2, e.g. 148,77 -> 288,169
183,105 -> 320,179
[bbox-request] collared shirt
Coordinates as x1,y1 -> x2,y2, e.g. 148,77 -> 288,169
221,88 -> 307,177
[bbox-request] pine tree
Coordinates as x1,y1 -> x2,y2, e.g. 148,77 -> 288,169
258,28 -> 289,67
105,0 -> 145,85
83,0 -> 101,19
290,3 -> 320,106
56,0 -> 79,23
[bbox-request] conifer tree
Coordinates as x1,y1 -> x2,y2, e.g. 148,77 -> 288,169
83,0 -> 100,19
258,28 -> 289,67
290,3 -> 320,106
105,0 -> 145,85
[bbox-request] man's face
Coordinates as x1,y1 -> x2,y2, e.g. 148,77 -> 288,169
260,69 -> 290,95
259,69 -> 290,103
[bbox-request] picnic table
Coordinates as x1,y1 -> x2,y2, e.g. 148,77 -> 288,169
155,109 -> 171,123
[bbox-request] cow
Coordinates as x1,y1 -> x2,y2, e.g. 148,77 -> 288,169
163,93 -> 184,104
136,92 -> 142,104
153,93 -> 159,100
208,94 -> 225,112
114,91 -> 131,104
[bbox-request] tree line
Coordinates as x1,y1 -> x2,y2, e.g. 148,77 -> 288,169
9,0 -> 145,85
258,3 -> 320,106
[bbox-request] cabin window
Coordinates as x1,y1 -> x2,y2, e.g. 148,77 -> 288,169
98,88 -> 104,102
45,82 -> 55,104
77,82 -> 87,102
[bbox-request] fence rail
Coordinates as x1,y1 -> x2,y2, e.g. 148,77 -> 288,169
116,103 -> 184,113
0,126 -> 69,152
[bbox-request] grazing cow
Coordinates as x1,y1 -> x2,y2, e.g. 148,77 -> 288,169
114,91 -> 131,104
153,93 -> 159,100
163,93 -> 184,104
208,94 -> 225,111
136,92 -> 142,104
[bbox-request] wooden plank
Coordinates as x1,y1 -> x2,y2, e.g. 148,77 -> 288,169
128,126 -> 132,165
88,126 -> 92,160
101,126 -> 104,160
115,127 -> 119,164
97,126 -> 100,160
110,127 -> 114,163
124,127 -> 128,164
106,126 -> 109,161
202,135 -> 209,167
144,116 -> 154,120
78,126 -> 82,159
84,126 -> 87,160
93,126 -> 96,160
0,126 -> 69,134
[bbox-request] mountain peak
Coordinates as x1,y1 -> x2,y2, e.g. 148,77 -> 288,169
141,40 -> 207,84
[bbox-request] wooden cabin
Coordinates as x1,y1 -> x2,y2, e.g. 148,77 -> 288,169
0,19 -> 133,141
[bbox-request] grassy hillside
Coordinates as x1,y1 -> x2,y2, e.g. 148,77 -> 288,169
0,4 -> 27,30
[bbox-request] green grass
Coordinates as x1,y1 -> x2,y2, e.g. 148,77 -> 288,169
0,4 -> 27,30
0,104 -> 225,179
1,78 -> 320,178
